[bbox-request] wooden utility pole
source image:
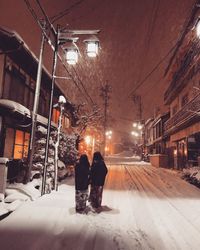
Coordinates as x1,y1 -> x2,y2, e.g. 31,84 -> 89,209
132,94 -> 142,122
100,82 -> 112,156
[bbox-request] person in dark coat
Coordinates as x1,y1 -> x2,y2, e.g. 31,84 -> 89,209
89,151 -> 108,210
75,154 -> 90,213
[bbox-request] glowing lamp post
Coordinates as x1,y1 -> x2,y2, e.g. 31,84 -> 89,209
84,35 -> 99,58
64,45 -> 78,65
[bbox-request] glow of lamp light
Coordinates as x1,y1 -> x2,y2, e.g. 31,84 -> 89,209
65,49 -> 78,65
138,124 -> 143,130
86,42 -> 99,57
85,136 -> 91,145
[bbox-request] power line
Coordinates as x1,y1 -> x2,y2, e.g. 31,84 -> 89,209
72,66 -> 95,105
128,0 -> 197,98
35,0 -> 96,107
127,41 -> 178,98
164,0 -> 199,76
134,0 -> 160,87
23,0 -> 95,108
51,0 -> 86,24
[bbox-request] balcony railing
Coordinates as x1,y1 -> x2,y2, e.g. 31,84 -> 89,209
164,93 -> 200,135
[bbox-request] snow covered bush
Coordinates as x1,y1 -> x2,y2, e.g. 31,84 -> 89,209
32,126 -> 55,184
31,125 -> 78,186
58,132 -> 79,166
182,167 -> 200,188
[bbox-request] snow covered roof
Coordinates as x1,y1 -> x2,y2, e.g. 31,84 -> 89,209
0,99 -> 56,128
0,26 -> 79,124
0,99 -> 30,117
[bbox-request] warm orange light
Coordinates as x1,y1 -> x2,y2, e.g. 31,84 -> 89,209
85,135 -> 91,145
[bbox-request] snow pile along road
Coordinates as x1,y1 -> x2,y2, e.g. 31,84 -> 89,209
1,162 -> 200,250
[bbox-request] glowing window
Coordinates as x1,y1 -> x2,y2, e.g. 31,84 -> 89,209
52,108 -> 60,124
13,130 -> 30,159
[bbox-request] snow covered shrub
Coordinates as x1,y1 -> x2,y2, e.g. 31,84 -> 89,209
31,125 -> 78,185
32,125 -> 55,189
57,132 -> 79,166
182,167 -> 200,188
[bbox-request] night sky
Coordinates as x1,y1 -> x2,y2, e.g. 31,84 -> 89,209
0,0 -> 195,142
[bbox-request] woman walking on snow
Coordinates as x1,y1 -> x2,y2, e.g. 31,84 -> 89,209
89,151 -> 108,211
75,154 -> 90,213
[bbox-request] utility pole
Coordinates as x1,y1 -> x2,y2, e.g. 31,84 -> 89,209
100,82 -> 112,156
26,23 -> 46,184
132,94 -> 142,122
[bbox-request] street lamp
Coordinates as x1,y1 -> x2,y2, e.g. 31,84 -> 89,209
64,44 -> 78,65
84,35 -> 99,57
41,26 -> 100,195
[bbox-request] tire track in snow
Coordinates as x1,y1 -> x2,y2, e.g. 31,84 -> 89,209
124,164 -> 200,249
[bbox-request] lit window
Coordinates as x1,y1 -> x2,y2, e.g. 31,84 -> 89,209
13,130 -> 30,159
52,108 -> 60,124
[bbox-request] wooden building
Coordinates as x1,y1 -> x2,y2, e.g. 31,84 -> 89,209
0,27 -> 77,161
164,7 -> 200,169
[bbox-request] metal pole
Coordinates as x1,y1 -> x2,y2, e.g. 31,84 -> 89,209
41,27 -> 58,196
26,30 -> 46,183
54,104 -> 64,191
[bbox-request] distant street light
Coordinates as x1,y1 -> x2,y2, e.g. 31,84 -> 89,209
105,130 -> 112,155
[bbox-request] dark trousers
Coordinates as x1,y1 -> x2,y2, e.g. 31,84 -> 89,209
75,189 -> 88,212
89,185 -> 103,208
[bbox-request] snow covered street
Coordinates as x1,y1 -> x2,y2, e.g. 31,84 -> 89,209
1,160 -> 200,250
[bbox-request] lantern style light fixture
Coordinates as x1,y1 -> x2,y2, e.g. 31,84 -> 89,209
64,44 -> 78,65
196,19 -> 200,38
84,35 -> 99,57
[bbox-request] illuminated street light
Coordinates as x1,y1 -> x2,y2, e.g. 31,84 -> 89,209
133,122 -> 137,127
64,44 -> 78,65
138,124 -> 143,130
84,35 -> 99,57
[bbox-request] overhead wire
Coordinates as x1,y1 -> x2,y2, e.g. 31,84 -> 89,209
23,0 -> 95,107
128,0 -> 197,98
127,41 -> 178,98
51,0 -> 86,24
35,0 -> 96,107
133,0 -> 160,91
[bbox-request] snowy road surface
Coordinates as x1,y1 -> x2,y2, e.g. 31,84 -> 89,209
1,161 -> 200,250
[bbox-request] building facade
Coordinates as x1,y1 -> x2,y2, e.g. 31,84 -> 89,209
164,11 -> 200,169
0,27 -> 76,163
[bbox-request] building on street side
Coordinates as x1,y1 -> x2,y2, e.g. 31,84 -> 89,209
164,12 -> 200,169
0,27 -> 78,182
